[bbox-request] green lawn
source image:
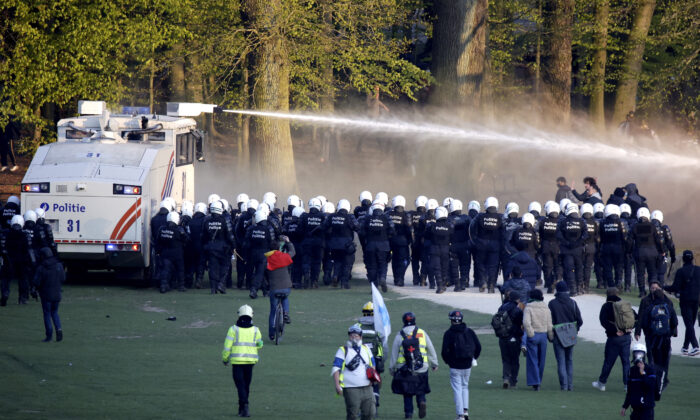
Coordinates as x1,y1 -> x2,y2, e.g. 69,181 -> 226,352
1,278 -> 698,419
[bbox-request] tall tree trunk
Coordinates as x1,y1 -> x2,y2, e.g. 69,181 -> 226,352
319,0 -> 337,164
541,0 -> 574,127
535,0 -> 542,96
238,55 -> 250,169
612,0 -> 656,125
186,54 -> 204,103
205,75 -> 221,139
245,0 -> 298,193
170,48 -> 186,101
430,0 -> 489,112
589,0 -> 609,129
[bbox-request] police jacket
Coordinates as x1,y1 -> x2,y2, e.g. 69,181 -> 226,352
150,208 -> 169,243
582,216 -> 600,253
449,212 -> 470,246
409,208 -> 427,246
33,220 -> 56,254
441,322 -> 481,369
156,221 -> 188,257
652,220 -> 675,261
599,295 -> 635,338
548,292 -> 583,331
469,210 -> 503,251
556,216 -> 588,253
188,212 -> 207,251
361,210 -> 395,252
539,215 -> 560,251
600,215 -> 628,251
32,250 -> 65,302
23,221 -> 40,252
637,293 -> 678,338
1,202 -> 20,228
299,208 -> 325,244
283,216 -> 304,244
353,203 -> 370,221
388,209 -> 412,247
323,209 -> 359,250
202,214 -> 235,253
502,216 -> 521,252
416,210 -> 435,247
4,225 -> 34,265
631,221 -> 662,257
508,225 -> 540,257
235,209 -> 255,243
426,218 -> 452,254
665,263 -> 700,303
622,362 -> 657,410
245,220 -> 276,250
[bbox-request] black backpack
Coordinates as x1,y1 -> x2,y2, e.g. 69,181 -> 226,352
492,308 -> 514,339
400,327 -> 424,372
453,329 -> 475,360
649,303 -> 670,336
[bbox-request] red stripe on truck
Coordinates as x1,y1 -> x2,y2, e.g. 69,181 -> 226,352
110,197 -> 142,239
116,207 -> 142,240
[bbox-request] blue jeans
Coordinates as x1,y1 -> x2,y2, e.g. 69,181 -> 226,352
449,368 -> 471,415
403,393 -> 425,416
268,288 -> 290,338
526,332 -> 548,386
41,299 -> 61,337
598,334 -> 631,385
553,337 -> 575,390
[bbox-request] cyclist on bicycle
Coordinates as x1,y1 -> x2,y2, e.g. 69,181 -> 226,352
265,235 -> 295,341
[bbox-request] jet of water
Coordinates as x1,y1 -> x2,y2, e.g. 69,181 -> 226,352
224,109 -> 699,169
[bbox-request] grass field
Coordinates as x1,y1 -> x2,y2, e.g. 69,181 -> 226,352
2,277 -> 699,420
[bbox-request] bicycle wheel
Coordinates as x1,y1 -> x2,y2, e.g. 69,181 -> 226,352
274,303 -> 284,345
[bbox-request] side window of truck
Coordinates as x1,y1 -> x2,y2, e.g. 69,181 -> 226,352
176,133 -> 194,166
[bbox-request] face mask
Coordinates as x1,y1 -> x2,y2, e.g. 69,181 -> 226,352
653,289 -> 664,299
351,337 -> 362,346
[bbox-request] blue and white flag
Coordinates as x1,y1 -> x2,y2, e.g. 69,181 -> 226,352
371,283 -> 391,347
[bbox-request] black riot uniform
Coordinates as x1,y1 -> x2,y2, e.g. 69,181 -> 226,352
155,219 -> 189,292
448,210 -> 472,291
360,208 -> 395,292
188,210 -> 207,288
34,216 -> 57,256
149,206 -> 169,286
470,208 -> 503,293
539,213 -> 561,293
234,208 -> 256,289
409,206 -> 427,285
387,207 -> 412,287
201,212 -> 235,294
283,212 -> 304,288
299,207 -> 326,288
652,219 -> 675,284
322,209 -> 359,289
245,218 -> 277,298
426,215 -> 453,294
581,213 -> 600,294
1,200 -> 20,228
556,213 -> 588,295
419,209 -> 436,287
631,219 -> 662,295
508,222 -> 540,260
1,222 -> 35,305
600,214 -> 628,289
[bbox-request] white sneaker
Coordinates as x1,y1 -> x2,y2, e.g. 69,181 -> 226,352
9,165 -> 18,172
0,166 -> 7,172
682,347 -> 689,354
592,381 -> 606,391
689,348 -> 700,356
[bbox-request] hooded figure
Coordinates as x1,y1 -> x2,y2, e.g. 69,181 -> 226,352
33,247 -> 65,342
624,184 -> 647,217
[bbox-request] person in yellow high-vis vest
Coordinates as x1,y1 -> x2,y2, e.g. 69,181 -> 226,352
223,304 -> 263,417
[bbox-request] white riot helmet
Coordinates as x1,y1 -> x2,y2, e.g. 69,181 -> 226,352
255,209 -> 268,224
316,195 -> 327,207
238,304 -> 254,318
620,203 -> 632,216
604,204 -> 621,218
392,195 -> 406,208
160,199 -> 173,211
337,199 -> 351,212
7,196 -> 20,206
181,200 -> 194,213
167,211 -> 180,225
209,201 -> 223,215
505,202 -> 519,216
239,201 -> 248,213
637,207 -> 651,221
308,197 -> 322,211
450,199 -> 463,213
11,215 -> 24,227
370,201 -> 385,213
34,208 -> 46,220
581,203 -> 594,217
484,196 -> 499,211
359,190 -> 373,203
468,200 -> 481,213
521,212 -> 535,227
322,202 -> 335,214
559,198 -> 572,213
565,203 -> 579,217
435,206 -> 448,220
546,202 -> 561,216
427,199 -> 439,211
544,200 -> 555,211
593,202 -> 605,215
23,210 -> 37,223
442,197 -> 453,208
194,202 -> 207,215
236,193 -> 249,204
631,342 -> 647,360
182,205 -> 194,218
375,192 -> 389,206
263,192 -> 277,205
263,197 -> 276,211
247,199 -> 259,212
208,193 -> 221,205
528,201 -> 542,214
220,199 -> 230,213
651,210 -> 663,223
257,202 -> 271,213
287,194 -> 301,207
292,207 -> 305,218
415,195 -> 428,208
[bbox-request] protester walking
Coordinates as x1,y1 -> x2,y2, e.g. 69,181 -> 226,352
332,325 -> 377,420
549,281 -> 583,391
494,291 -> 524,389
441,310 -> 481,420
664,250 -> 700,356
592,287 -> 635,392
523,289 -> 553,390
32,247 -> 64,342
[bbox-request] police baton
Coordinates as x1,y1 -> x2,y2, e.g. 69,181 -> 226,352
233,249 -> 246,263
666,261 -> 675,279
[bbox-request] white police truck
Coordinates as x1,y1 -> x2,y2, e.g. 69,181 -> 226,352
20,101 -> 212,279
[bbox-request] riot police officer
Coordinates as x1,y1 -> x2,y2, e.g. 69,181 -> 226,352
202,201 -> 235,295
323,199 -> 359,289
155,211 -> 189,293
235,199 -> 258,290
470,197 -> 503,293
599,204 -> 628,289
283,206 -> 305,289
651,210 -> 675,284
1,215 -> 34,305
321,202 -> 336,286
246,208 -> 277,298
467,200 -> 481,288
1,195 -> 20,228
556,204 -> 588,295
509,212 -> 540,260
581,203 -> 600,294
409,196 -> 428,285
630,208 -> 662,297
33,208 -> 57,256
448,200 -> 471,292
360,201 -> 395,292
388,195 -> 412,287
427,206 -> 453,294
539,202 -> 561,293
188,202 -> 208,289
419,199 -> 438,287
620,203 -> 636,293
299,197 -> 326,289
150,199 -> 173,286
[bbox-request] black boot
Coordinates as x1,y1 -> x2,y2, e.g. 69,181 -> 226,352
56,330 -> 63,342
240,403 -> 250,417
42,334 -> 52,342
0,296 -> 7,306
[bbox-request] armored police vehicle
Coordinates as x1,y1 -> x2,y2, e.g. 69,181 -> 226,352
20,101 -> 211,278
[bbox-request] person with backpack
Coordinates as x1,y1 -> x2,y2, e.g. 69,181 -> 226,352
494,291 -> 524,389
664,250 -> 700,356
523,289 -> 553,391
548,281 -> 583,390
499,266 -> 532,303
638,284 -> 677,390
620,342 -> 657,419
441,310 -> 481,420
592,287 -> 635,392
389,312 -> 439,419
354,302 -> 385,411
332,325 -> 377,420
